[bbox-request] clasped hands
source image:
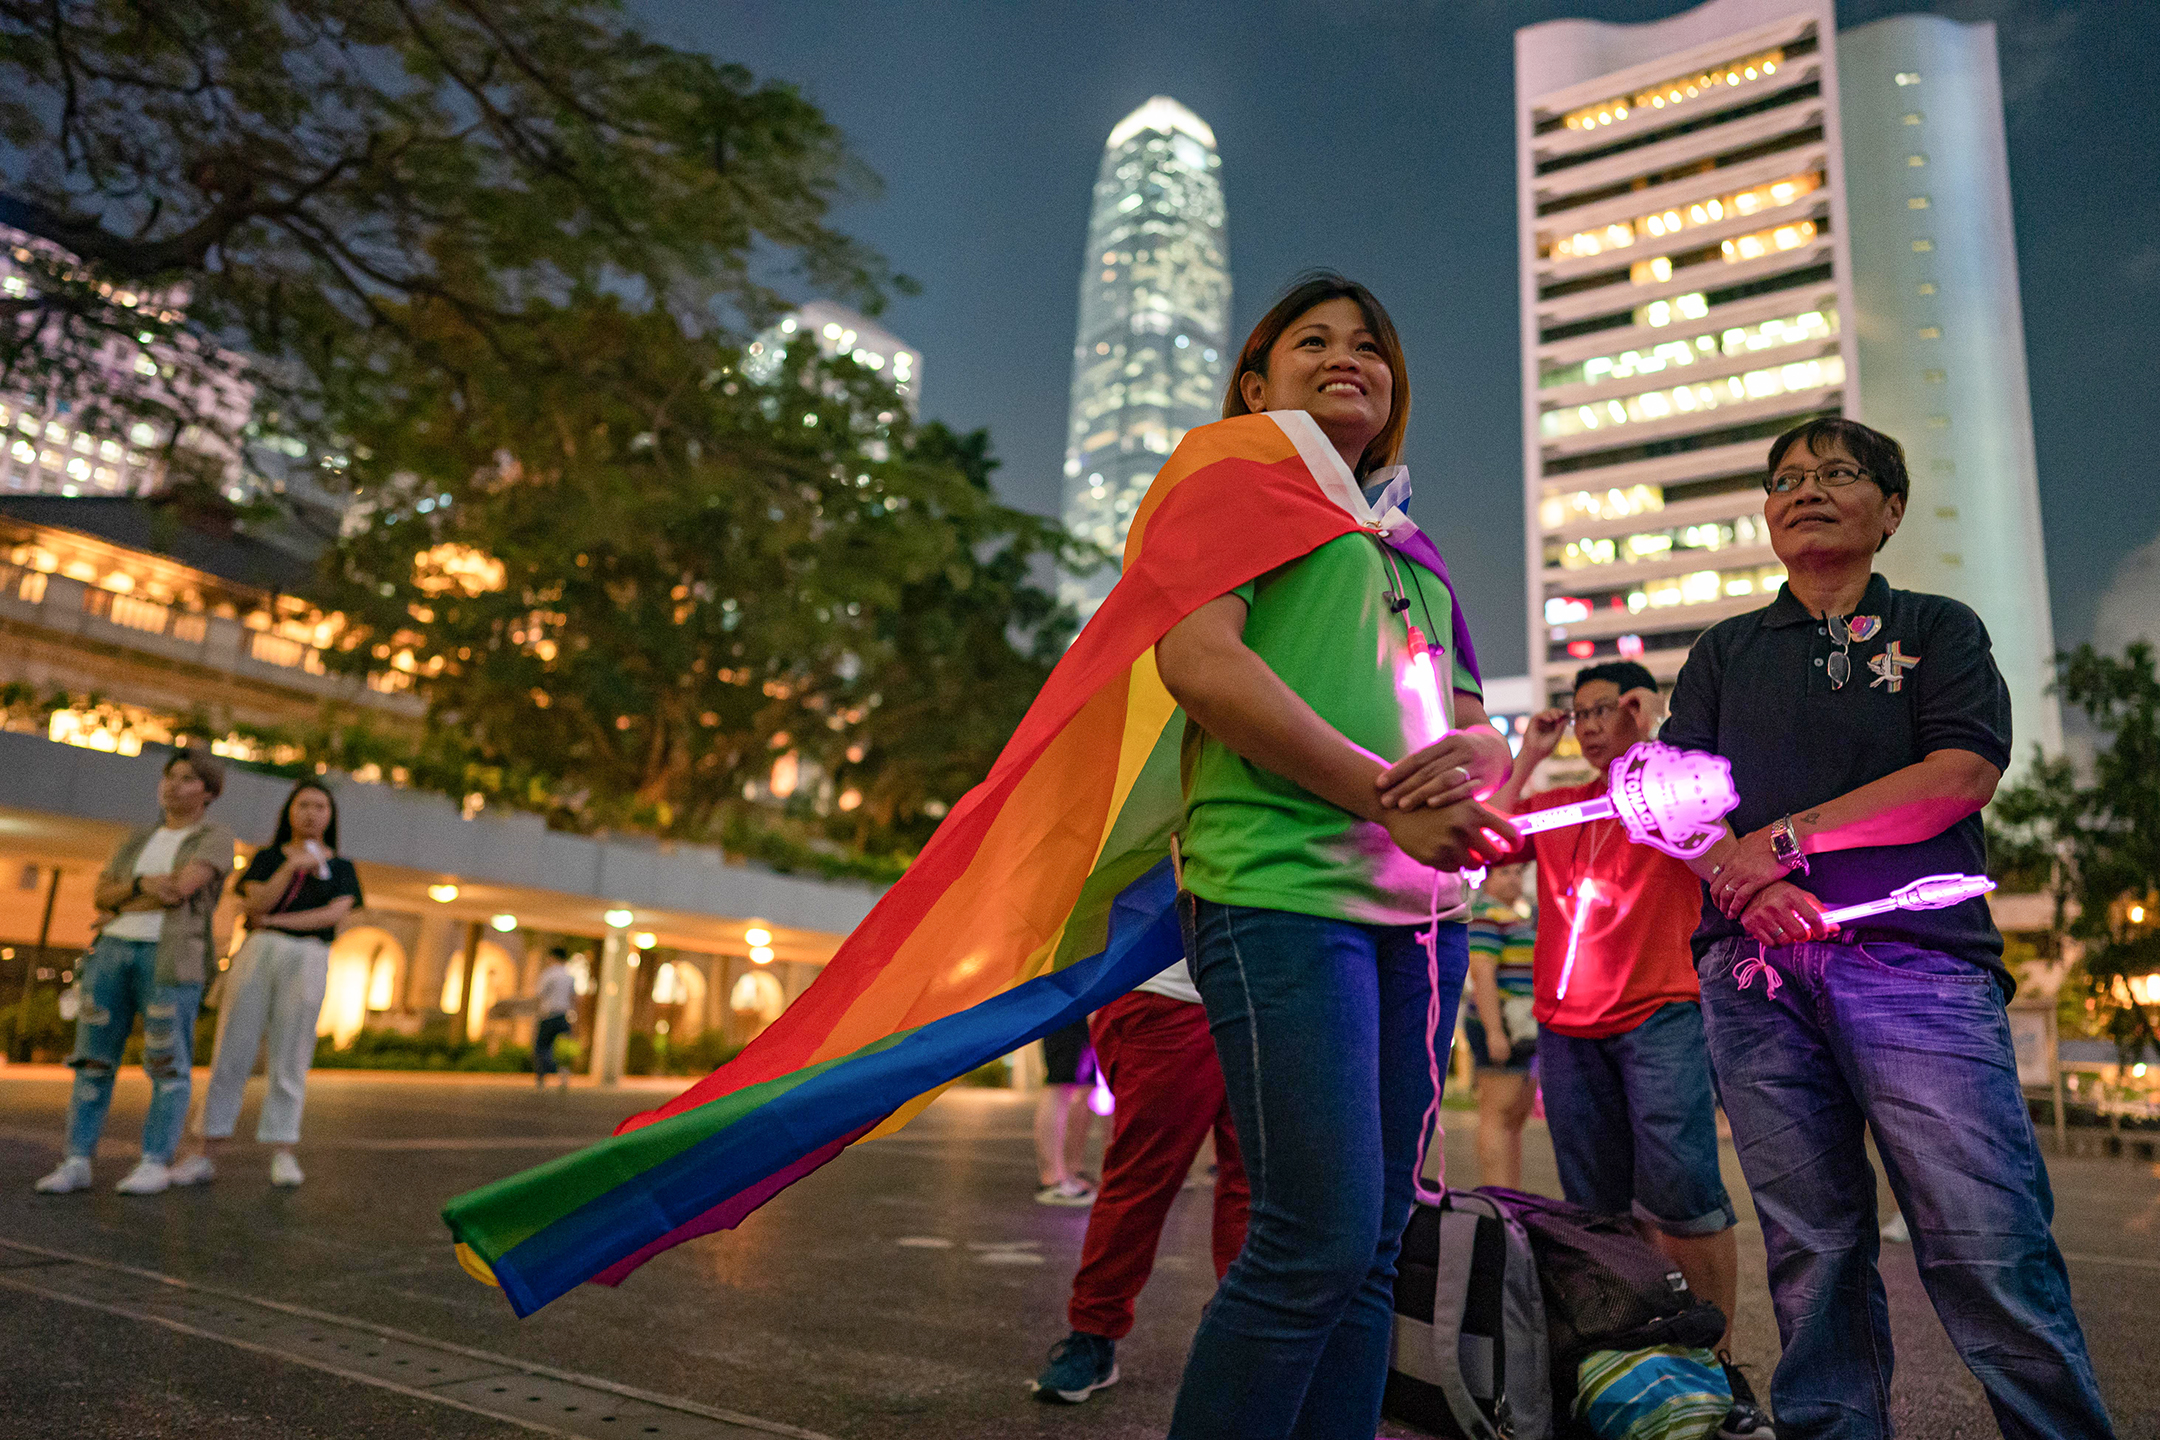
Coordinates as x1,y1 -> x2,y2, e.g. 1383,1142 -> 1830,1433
1372,727 -> 1519,872
1703,828 -> 1839,945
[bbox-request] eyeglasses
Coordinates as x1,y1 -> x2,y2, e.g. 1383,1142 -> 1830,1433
1570,700 -> 1621,728
1826,613 -> 1856,690
1764,461 -> 1870,494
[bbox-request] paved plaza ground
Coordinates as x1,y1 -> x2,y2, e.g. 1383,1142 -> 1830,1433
0,1066 -> 2153,1438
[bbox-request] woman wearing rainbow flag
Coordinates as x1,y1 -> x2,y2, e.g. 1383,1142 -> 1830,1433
439,277 -> 1513,1440
1154,274 -> 1519,1439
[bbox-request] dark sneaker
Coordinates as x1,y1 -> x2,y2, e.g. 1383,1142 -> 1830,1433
1031,1332 -> 1118,1404
1718,1353 -> 1775,1440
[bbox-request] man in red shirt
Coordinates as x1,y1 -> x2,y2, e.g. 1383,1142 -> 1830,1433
1491,660 -> 1766,1440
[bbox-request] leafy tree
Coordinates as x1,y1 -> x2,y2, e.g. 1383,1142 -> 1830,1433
0,0 -> 906,444
1992,642 -> 2160,1060
313,293 -> 1084,863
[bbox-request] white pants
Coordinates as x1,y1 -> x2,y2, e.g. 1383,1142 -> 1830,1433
201,931 -> 329,1146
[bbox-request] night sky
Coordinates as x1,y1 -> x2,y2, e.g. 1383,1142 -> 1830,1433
638,0 -> 2158,677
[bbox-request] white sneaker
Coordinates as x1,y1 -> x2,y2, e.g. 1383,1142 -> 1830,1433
269,1152 -> 304,1187
168,1154 -> 215,1187
114,1160 -> 172,1195
1880,1211 -> 1911,1245
34,1156 -> 93,1193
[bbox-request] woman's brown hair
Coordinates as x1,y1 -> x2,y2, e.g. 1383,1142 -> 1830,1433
1221,270 -> 1410,478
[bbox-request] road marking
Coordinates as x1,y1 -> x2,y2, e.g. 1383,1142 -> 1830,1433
0,1238 -> 831,1440
892,1236 -> 954,1249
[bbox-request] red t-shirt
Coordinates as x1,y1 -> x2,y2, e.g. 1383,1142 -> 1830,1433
1514,778 -> 1703,1038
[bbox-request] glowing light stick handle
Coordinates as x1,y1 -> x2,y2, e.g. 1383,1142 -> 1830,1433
1820,873 -> 1996,926
1511,796 -> 1617,835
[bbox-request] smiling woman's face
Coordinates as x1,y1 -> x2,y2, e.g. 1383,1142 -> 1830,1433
1239,297 -> 1393,468
1765,435 -> 1903,568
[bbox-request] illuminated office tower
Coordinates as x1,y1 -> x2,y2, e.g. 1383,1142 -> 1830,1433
1061,96 -> 1230,619
743,300 -> 922,416
1516,1 -> 2057,760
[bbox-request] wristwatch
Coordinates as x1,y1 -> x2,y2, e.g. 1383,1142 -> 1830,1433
1769,815 -> 1809,876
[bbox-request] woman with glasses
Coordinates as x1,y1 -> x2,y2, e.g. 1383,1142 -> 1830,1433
1152,273 -> 1516,1439
171,779 -> 362,1189
1662,416 -> 2115,1438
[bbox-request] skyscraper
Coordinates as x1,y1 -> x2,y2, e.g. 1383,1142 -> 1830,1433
742,300 -> 922,416
1062,96 -> 1230,619
1516,0 -> 2059,763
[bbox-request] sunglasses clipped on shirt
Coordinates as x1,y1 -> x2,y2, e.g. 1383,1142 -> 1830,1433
1763,461 -> 1870,495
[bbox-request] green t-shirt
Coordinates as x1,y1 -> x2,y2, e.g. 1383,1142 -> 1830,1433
1179,532 -> 1481,926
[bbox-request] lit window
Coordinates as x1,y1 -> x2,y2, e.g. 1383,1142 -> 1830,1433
1903,112 -> 1924,125
1894,72 -> 1921,86
1916,281 -> 1937,294
1923,369 -> 1946,384
1907,196 -> 1930,210
1548,172 -> 1820,261
1720,218 -> 1818,264
1558,45 -> 1786,131
1912,239 -> 1935,252
1539,356 -> 1844,442
1907,154 -> 1927,167
1916,326 -> 1942,340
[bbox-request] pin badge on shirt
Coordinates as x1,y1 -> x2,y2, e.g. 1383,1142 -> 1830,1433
1869,641 -> 1920,692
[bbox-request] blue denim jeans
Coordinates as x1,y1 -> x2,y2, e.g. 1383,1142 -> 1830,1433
1168,897 -> 1468,1440
64,935 -> 203,1164
1537,1001 -> 1735,1236
1699,936 -> 2114,1440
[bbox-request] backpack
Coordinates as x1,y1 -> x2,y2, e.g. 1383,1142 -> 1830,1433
1384,1190 -> 1554,1440
1474,1188 -> 1728,1429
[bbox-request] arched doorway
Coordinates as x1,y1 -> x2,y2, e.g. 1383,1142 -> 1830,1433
465,939 -> 517,1042
652,958 -> 710,1039
322,927 -> 406,1048
729,969 -> 785,1041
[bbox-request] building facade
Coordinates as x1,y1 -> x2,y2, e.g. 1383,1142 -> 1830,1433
1061,96 -> 1231,619
742,300 -> 922,417
1516,0 -> 2058,763
1,220 -> 255,501
0,500 -> 880,1079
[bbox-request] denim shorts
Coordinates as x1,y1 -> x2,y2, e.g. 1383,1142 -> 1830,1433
1536,1001 -> 1734,1236
1461,1012 -> 1536,1074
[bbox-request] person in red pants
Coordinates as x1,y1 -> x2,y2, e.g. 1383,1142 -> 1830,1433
1031,958 -> 1250,1404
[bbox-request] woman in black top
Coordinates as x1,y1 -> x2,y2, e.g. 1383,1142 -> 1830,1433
171,780 -> 362,1189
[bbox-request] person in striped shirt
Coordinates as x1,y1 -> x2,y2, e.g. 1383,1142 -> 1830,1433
1464,863 -> 1537,1188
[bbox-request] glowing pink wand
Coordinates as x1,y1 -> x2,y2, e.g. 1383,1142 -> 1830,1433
1510,741 -> 1739,861
1819,873 -> 1996,926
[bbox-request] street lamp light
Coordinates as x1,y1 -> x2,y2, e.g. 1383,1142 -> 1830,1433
427,883 -> 459,903
750,945 -> 775,965
489,913 -> 517,932
603,908 -> 633,929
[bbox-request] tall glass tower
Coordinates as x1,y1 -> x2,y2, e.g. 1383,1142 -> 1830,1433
1061,96 -> 1230,619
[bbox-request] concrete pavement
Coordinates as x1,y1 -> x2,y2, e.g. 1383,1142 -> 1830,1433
0,1066 -> 2152,1438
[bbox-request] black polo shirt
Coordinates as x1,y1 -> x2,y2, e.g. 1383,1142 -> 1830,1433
1662,572 -> 2013,988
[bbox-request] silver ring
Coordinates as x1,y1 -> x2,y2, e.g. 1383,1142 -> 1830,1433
1712,864 -> 1724,876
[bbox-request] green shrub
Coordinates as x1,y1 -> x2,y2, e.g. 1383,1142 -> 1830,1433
661,1029 -> 741,1075
312,1027 -> 526,1072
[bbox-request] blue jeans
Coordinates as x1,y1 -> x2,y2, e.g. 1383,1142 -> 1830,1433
1699,937 -> 2114,1440
64,936 -> 203,1164
1537,1001 -> 1735,1236
1168,898 -> 1468,1440
533,1014 -> 572,1077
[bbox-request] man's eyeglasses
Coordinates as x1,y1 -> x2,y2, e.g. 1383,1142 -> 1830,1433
1570,700 -> 1621,728
1764,461 -> 1869,494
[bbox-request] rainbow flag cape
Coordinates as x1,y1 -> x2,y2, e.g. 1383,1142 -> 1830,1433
442,410 -> 1483,1317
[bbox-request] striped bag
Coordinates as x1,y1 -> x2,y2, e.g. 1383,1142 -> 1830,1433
1573,1345 -> 1731,1440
